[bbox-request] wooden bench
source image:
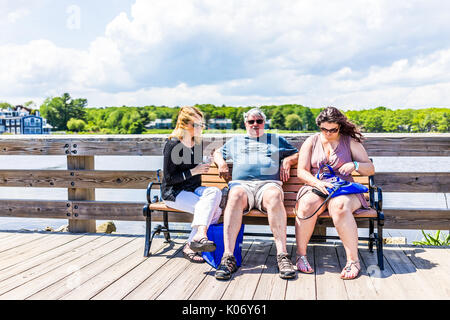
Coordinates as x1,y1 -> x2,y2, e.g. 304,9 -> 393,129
143,165 -> 385,269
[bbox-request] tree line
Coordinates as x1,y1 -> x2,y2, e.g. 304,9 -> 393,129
3,93 -> 448,133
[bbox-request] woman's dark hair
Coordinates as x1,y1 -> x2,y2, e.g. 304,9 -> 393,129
316,106 -> 364,143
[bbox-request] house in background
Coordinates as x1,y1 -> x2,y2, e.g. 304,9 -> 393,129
144,118 -> 173,130
0,106 -> 52,134
208,118 -> 232,130
21,114 -> 53,134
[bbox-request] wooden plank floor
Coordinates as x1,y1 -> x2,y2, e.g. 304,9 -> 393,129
0,231 -> 449,300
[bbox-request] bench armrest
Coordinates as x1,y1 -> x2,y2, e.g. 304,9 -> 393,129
146,169 -> 162,204
373,186 -> 383,212
368,176 -> 382,210
146,182 -> 159,204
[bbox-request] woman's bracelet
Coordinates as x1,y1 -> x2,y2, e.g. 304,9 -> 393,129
353,161 -> 359,171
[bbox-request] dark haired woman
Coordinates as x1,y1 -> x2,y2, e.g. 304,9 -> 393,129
294,107 -> 375,280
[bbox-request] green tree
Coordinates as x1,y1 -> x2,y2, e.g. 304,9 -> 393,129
294,106 -> 315,130
271,109 -> 285,129
39,93 -> 87,130
437,113 -> 449,132
171,109 -> 180,128
421,113 -> 441,132
364,112 -> 384,132
232,108 -> 247,130
105,109 -> 124,130
0,102 -> 13,109
128,121 -> 145,134
67,118 -> 86,132
285,114 -> 302,131
381,111 -> 398,132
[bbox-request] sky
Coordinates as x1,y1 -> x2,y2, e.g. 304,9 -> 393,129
1,0 -> 450,110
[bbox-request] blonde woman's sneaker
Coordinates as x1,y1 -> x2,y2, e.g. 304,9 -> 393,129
276,253 -> 296,279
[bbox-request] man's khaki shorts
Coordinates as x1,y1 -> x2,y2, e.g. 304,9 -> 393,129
228,180 -> 283,214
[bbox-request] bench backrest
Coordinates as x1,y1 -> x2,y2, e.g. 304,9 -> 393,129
201,165 -> 371,215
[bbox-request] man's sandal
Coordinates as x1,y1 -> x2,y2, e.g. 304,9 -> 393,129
296,255 -> 314,274
341,260 -> 361,280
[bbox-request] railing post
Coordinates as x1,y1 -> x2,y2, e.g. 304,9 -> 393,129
67,155 -> 96,233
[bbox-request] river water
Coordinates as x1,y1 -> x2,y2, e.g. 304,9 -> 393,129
0,155 -> 448,243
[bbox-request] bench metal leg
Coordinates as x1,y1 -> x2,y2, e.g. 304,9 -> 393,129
163,211 -> 171,243
376,220 -> 384,270
368,219 -> 375,253
143,205 -> 152,257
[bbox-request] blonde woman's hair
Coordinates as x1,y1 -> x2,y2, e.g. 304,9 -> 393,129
168,106 -> 204,141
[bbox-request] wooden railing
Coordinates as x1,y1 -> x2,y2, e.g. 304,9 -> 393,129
0,134 -> 449,232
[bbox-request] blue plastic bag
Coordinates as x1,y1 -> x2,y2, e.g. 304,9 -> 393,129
202,223 -> 245,269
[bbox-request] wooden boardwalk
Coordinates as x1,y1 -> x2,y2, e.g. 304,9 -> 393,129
0,231 -> 449,300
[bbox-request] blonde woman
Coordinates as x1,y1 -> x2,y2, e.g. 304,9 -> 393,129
161,106 -> 223,263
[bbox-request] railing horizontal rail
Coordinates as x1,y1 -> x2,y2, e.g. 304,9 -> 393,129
0,169 -> 448,193
0,199 -> 72,219
0,134 -> 449,156
0,199 -> 448,229
0,170 -> 160,189
374,172 -> 450,192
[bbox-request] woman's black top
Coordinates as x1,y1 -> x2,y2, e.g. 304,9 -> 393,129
161,138 -> 202,202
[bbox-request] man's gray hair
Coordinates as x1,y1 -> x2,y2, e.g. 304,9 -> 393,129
243,108 -> 266,122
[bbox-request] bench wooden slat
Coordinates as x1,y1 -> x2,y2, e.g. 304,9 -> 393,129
200,183 -> 370,200
148,203 -> 377,219
201,174 -> 369,185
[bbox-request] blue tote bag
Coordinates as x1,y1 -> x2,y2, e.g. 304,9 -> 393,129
316,164 -> 368,197
201,223 -> 245,269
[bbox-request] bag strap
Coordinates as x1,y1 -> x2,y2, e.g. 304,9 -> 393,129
316,163 -> 336,179
295,183 -> 344,221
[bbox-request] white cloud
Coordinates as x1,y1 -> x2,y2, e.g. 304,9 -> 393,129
2,0 -> 450,109
7,8 -> 30,23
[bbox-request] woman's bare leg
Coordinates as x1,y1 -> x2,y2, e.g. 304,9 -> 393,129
294,192 -> 327,272
327,194 -> 362,278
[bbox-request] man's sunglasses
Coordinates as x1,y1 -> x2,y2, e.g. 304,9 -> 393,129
247,119 -> 264,125
320,127 -> 339,133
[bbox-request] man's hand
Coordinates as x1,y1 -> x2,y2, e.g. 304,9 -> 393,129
280,158 -> 291,182
218,163 -> 231,182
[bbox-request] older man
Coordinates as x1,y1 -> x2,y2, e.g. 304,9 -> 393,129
213,108 -> 298,280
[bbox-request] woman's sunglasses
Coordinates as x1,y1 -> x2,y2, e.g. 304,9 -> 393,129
193,123 -> 206,128
320,127 -> 339,133
247,119 -> 264,125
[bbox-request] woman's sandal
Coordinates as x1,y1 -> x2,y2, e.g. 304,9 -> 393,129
189,237 -> 216,252
341,260 -> 361,280
296,255 -> 314,274
182,244 -> 205,263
